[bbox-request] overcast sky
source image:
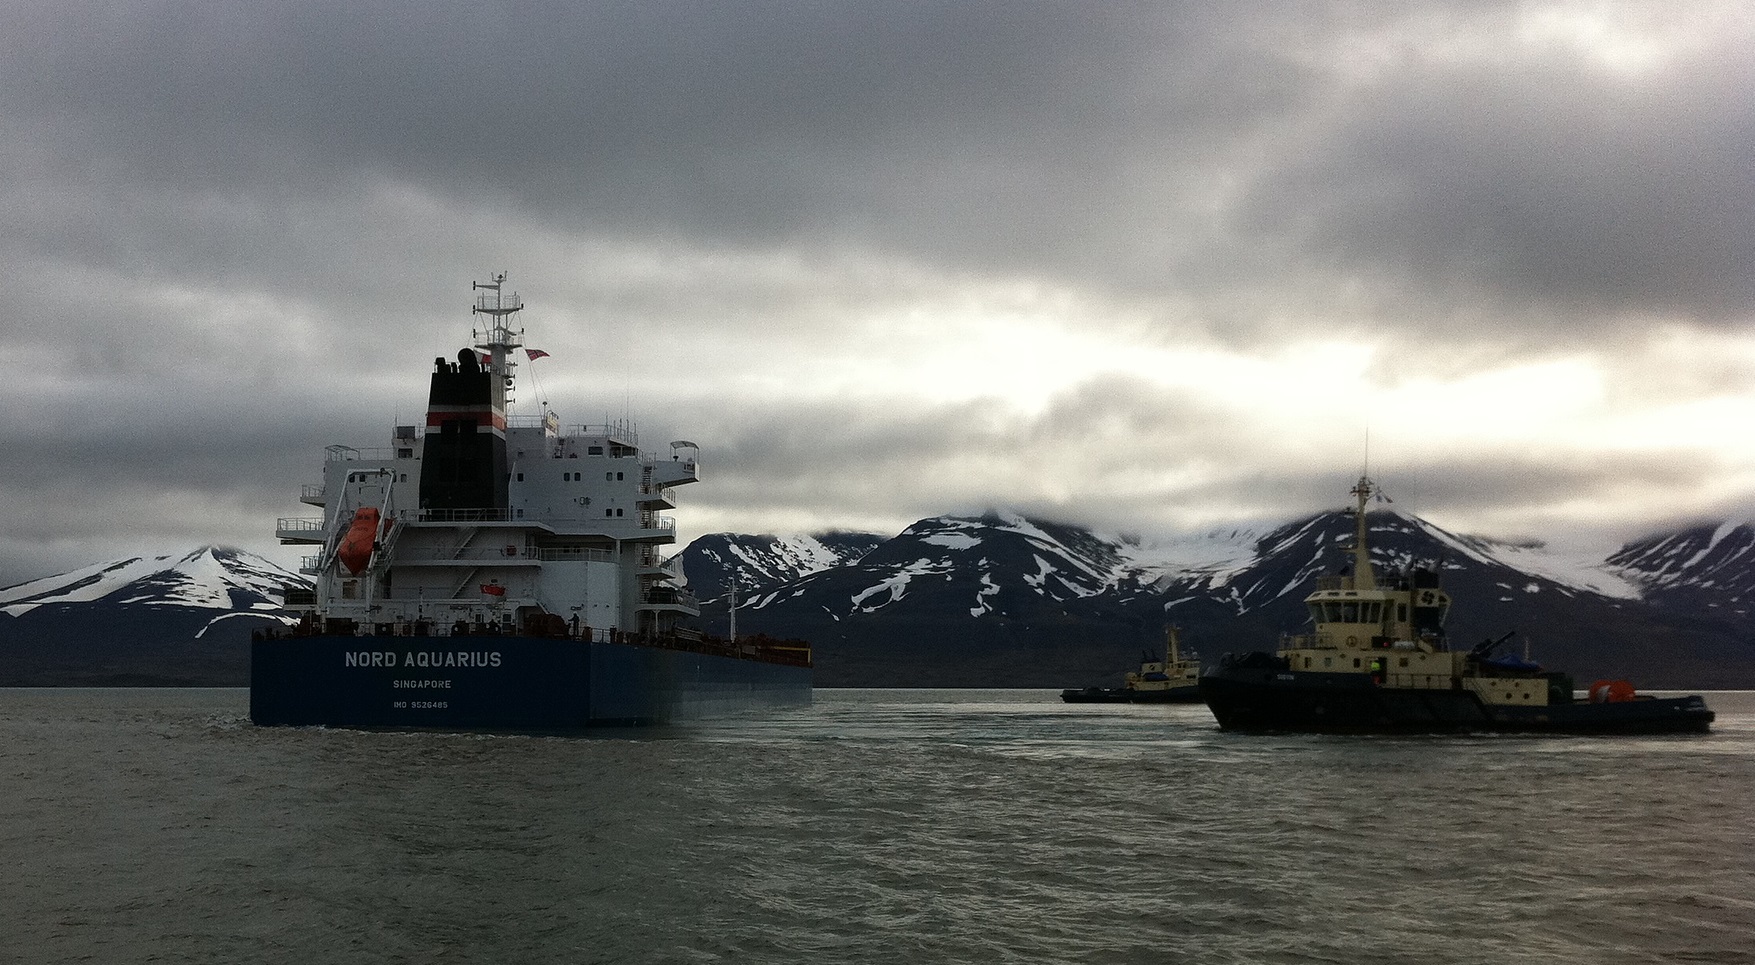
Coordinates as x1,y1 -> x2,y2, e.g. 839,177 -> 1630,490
3,1 -> 1753,584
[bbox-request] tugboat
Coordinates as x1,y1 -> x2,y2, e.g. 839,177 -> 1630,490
1198,476 -> 1714,735
252,274 -> 812,728
1062,627 -> 1204,704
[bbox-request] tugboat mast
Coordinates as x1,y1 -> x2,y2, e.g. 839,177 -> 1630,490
1348,475 -> 1377,591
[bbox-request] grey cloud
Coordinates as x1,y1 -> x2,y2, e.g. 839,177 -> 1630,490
3,2 -> 1752,582
10,2 -> 1750,336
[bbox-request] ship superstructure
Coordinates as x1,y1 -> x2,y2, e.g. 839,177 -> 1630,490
1198,476 -> 1713,734
253,275 -> 809,728
277,277 -> 698,644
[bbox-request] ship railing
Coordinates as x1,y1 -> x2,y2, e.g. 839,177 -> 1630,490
639,587 -> 699,609
389,546 -> 565,563
636,552 -> 682,574
277,517 -> 326,535
300,483 -> 326,503
646,455 -> 699,474
418,508 -> 514,523
534,547 -> 615,563
325,446 -> 409,462
530,420 -> 640,446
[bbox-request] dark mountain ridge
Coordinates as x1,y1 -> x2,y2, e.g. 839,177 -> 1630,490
0,547 -> 303,686
6,510 -> 1754,689
677,509 -> 1755,689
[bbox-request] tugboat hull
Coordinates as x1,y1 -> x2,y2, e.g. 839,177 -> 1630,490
1200,659 -> 1714,735
252,634 -> 812,729
1060,685 -> 1203,705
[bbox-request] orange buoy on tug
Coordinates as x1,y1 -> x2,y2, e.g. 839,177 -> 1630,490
1588,679 -> 1637,703
336,507 -> 381,575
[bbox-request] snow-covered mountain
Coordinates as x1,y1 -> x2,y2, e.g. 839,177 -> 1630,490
0,547 -> 307,685
678,509 -> 1755,688
1606,521 -> 1755,620
677,531 -> 885,604
9,514 -> 1755,689
1,547 -> 301,623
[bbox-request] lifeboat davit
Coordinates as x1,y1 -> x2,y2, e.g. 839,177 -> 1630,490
336,507 -> 381,575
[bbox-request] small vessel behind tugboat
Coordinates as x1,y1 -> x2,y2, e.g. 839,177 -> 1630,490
252,274 -> 811,729
1062,627 -> 1204,704
1198,475 -> 1714,735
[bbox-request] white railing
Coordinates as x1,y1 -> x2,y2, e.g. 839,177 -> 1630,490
390,547 -> 543,564
536,547 -> 616,563
325,445 -> 412,462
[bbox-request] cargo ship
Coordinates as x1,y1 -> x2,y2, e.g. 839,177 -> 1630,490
1061,627 -> 1203,704
1198,476 -> 1714,735
252,275 -> 811,728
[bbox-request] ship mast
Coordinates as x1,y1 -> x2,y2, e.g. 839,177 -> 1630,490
472,273 -> 525,408
1349,474 -> 1377,591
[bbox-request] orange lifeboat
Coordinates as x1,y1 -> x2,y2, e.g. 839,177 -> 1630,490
336,507 -> 381,575
1588,679 -> 1637,703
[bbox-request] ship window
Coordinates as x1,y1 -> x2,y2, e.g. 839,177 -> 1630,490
605,472 -> 614,481
1353,658 -> 1361,668
1399,657 -> 1409,667
1304,657 -> 1311,668
1342,603 -> 1358,622
605,509 -> 613,517
616,472 -> 624,481
1323,657 -> 1332,668
1397,603 -> 1408,623
516,472 -> 524,481
588,446 -> 603,455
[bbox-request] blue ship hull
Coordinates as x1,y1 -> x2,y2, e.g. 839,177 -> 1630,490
251,635 -> 812,729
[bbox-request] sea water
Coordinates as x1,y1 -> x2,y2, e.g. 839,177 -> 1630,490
3,688 -> 1752,965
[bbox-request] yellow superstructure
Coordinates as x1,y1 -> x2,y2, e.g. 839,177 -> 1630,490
1273,475 -> 1556,708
